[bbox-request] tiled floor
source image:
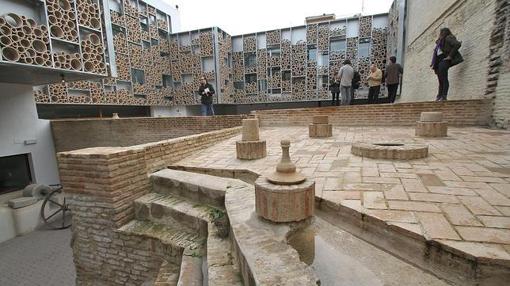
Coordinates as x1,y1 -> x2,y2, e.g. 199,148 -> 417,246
0,228 -> 75,286
177,126 -> 510,261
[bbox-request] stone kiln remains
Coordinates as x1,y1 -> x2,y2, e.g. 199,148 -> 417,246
309,115 -> 333,138
351,141 -> 429,160
255,140 -> 315,222
236,118 -> 267,160
415,112 -> 448,137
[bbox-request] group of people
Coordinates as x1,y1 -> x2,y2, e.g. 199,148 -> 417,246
199,27 -> 463,115
330,27 -> 462,106
329,56 -> 403,106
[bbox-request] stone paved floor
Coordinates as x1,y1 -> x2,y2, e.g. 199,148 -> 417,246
177,126 -> 510,261
0,228 -> 75,286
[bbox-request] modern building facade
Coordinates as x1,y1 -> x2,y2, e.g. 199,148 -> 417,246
28,1 -> 391,109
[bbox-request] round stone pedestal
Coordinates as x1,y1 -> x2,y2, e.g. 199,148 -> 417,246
351,142 -> 428,160
236,140 -> 267,160
255,176 -> 315,222
309,124 -> 333,138
415,121 -> 448,137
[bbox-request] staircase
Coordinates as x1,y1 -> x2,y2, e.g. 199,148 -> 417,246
117,169 -> 243,286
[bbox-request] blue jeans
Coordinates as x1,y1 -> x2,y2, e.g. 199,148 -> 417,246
201,103 -> 214,116
340,85 -> 352,105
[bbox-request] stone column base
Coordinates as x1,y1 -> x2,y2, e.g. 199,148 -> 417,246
309,124 -> 332,138
415,121 -> 448,137
255,176 -> 315,222
236,140 -> 267,160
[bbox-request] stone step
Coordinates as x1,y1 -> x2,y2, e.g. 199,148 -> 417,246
154,260 -> 180,286
177,255 -> 203,286
207,223 -> 243,286
134,193 -> 242,285
134,192 -> 217,237
151,169 -> 243,208
117,220 -> 205,257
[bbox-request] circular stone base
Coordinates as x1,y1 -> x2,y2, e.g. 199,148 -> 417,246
309,124 -> 333,138
236,140 -> 267,160
415,121 -> 448,137
255,176 -> 315,223
351,142 -> 428,160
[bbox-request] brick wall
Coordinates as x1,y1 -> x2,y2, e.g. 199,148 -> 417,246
400,0 -> 496,102
57,127 -> 241,285
490,0 -> 510,128
51,115 -> 245,152
253,99 -> 492,127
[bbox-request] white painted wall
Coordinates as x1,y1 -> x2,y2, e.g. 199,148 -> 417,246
0,83 -> 60,191
150,105 -> 195,117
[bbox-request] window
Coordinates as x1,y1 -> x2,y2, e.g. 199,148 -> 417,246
244,52 -> 256,68
330,39 -> 346,52
245,74 -> 257,83
234,81 -> 244,90
318,52 -> 329,67
0,154 -> 32,195
131,69 -> 145,84
308,48 -> 317,62
359,41 -> 370,57
162,75 -> 173,88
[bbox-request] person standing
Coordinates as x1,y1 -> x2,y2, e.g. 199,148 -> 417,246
385,56 -> 403,103
431,27 -> 463,101
367,64 -> 382,104
336,59 -> 354,105
198,76 -> 215,116
329,78 -> 340,106
351,70 -> 361,104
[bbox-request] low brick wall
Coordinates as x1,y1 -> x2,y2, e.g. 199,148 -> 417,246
57,127 -> 241,285
253,99 -> 492,127
51,115 -> 245,152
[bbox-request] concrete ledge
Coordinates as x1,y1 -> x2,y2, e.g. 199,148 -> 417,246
316,197 -> 510,286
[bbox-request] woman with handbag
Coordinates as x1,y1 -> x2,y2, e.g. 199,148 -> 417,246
431,28 -> 463,101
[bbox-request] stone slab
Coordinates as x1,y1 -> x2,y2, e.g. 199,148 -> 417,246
8,197 -> 38,209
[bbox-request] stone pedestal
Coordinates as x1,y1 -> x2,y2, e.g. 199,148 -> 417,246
309,116 -> 332,138
255,140 -> 315,222
416,112 -> 448,137
255,177 -> 315,222
236,118 -> 267,160
416,121 -> 448,137
236,141 -> 267,159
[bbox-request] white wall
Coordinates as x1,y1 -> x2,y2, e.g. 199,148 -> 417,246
150,105 -> 196,117
0,83 -> 60,190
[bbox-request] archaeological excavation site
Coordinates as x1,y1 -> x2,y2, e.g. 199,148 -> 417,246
0,0 -> 509,286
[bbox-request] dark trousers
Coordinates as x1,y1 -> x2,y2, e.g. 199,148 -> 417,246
331,92 -> 340,106
368,85 -> 380,104
387,84 -> 399,103
436,60 -> 450,101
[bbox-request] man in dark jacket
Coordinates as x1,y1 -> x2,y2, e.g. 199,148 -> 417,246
431,27 -> 463,101
198,76 -> 215,116
385,56 -> 403,103
330,78 -> 340,106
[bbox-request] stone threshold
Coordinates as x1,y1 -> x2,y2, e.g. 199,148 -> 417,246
169,164 -> 510,286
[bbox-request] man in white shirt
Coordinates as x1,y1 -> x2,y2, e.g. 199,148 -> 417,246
336,59 -> 354,105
